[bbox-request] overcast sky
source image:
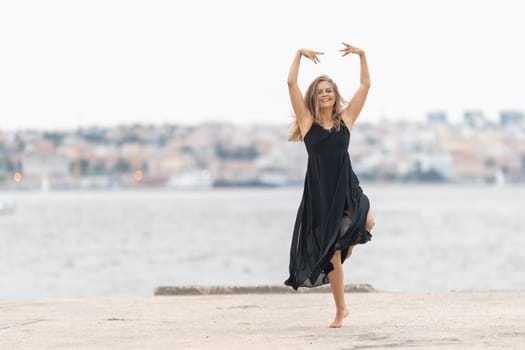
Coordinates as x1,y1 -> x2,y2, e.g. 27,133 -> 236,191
1,0 -> 524,130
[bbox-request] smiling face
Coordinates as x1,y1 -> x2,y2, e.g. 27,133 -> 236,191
316,81 -> 336,110
304,75 -> 345,123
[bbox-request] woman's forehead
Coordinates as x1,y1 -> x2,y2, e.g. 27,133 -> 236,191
317,81 -> 333,89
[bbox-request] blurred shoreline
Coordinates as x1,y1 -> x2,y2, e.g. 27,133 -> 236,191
2,116 -> 525,192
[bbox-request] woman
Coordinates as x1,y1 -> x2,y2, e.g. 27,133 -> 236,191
284,42 -> 375,328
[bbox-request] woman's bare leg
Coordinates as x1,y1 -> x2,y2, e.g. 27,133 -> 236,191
366,207 -> 375,232
328,250 -> 349,328
346,245 -> 354,259
327,206 -> 373,327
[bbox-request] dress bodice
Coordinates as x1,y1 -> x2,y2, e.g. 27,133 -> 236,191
304,123 -> 350,157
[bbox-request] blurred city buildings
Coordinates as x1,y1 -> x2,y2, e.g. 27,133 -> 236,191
1,109 -> 524,190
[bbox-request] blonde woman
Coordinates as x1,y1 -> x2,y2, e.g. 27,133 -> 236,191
284,42 -> 375,328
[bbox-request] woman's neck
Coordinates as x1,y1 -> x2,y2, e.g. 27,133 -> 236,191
318,110 -> 333,126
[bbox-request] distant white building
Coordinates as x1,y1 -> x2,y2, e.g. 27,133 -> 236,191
463,110 -> 487,129
419,152 -> 453,180
427,110 -> 448,124
22,153 -> 71,188
500,110 -> 524,126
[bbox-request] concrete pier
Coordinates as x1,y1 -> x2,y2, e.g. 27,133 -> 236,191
1,289 -> 524,349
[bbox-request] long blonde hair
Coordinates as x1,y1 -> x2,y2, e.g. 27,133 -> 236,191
288,75 -> 347,142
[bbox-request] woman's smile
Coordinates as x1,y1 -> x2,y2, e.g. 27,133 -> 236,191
317,81 -> 335,107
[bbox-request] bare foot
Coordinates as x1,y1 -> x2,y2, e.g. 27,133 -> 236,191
329,307 -> 349,328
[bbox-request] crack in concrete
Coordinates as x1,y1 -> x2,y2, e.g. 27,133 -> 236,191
0,319 -> 46,331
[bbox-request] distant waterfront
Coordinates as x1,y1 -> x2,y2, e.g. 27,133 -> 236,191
1,117 -> 525,192
1,184 -> 524,299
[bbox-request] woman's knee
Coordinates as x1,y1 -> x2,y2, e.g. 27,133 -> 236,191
330,250 -> 342,266
346,245 -> 354,259
366,209 -> 375,231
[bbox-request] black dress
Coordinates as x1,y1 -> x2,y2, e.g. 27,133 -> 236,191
285,121 -> 372,290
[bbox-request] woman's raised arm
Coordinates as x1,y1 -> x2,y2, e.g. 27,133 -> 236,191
339,43 -> 370,130
287,49 -> 323,138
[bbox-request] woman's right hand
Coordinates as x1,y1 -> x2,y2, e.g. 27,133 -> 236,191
299,49 -> 324,64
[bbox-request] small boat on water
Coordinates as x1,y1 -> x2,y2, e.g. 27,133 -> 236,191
0,199 -> 16,215
165,170 -> 213,190
494,168 -> 506,187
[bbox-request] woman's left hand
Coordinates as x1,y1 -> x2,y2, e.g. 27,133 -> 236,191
340,42 -> 365,57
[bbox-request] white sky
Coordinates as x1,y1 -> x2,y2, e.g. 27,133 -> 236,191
1,0 -> 524,130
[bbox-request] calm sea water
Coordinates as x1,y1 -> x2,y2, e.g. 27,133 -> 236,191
1,184 -> 524,299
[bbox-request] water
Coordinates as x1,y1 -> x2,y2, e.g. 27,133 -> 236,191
1,184 -> 524,299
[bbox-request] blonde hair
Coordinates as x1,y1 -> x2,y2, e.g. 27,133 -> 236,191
288,75 -> 347,142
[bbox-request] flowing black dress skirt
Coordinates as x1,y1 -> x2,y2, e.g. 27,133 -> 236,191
284,122 -> 372,290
